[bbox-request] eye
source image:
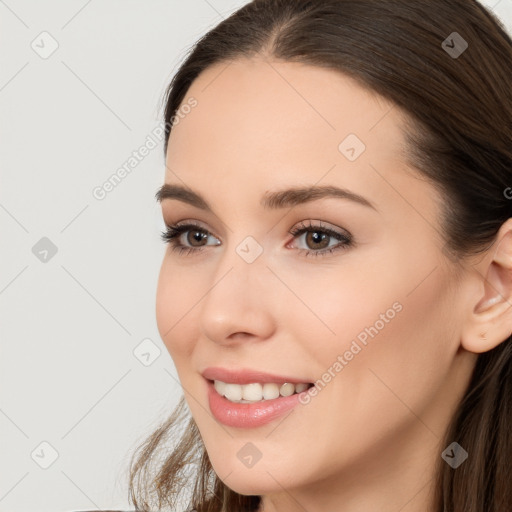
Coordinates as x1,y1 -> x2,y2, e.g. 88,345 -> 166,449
287,220 -> 353,257
160,220 -> 353,257
160,222 -> 220,256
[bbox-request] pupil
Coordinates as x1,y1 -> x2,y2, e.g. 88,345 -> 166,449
190,230 -> 206,246
308,231 -> 328,249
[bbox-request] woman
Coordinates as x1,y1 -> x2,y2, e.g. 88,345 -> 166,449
128,1 -> 512,511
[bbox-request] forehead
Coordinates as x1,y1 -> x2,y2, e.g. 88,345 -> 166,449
169,58 -> 404,150
164,58 -> 417,214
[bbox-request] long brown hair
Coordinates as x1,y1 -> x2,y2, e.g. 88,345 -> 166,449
128,1 -> 512,510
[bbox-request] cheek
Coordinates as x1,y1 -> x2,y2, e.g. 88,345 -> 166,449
319,257 -> 458,424
273,257 -> 406,366
297,242 -> 457,395
284,264 -> 458,473
155,259 -> 197,360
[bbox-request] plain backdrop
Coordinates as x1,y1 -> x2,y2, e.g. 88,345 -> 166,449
0,1 -> 511,511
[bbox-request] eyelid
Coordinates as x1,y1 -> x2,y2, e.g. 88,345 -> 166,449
167,219 -> 348,241
170,219 -> 221,239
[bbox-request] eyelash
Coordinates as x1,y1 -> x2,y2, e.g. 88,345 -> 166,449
160,220 -> 353,258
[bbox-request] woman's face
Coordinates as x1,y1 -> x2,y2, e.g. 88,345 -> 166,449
156,58 -> 478,504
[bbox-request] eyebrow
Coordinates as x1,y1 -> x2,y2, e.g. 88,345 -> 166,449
155,183 -> 378,212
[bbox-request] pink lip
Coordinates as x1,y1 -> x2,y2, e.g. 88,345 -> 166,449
206,380 -> 309,428
202,367 -> 314,428
201,366 -> 312,385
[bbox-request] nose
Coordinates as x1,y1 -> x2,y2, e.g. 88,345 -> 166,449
199,248 -> 276,346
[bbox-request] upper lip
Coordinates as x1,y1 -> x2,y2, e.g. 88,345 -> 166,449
202,366 -> 312,385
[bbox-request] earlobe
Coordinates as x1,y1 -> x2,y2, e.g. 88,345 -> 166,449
461,220 -> 512,354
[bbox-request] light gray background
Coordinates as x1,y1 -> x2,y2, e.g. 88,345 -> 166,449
1,1 -> 511,511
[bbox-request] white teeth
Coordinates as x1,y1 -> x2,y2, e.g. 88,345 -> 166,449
213,380 -> 311,403
295,383 -> 309,393
214,380 -> 226,396
223,383 -> 243,402
279,383 -> 295,396
242,383 -> 263,401
262,383 -> 280,400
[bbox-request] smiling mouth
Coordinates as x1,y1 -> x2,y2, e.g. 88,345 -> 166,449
211,379 -> 314,403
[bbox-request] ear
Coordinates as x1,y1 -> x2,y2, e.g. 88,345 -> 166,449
461,218 -> 512,353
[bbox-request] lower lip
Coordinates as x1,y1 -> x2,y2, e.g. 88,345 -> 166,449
207,380 -> 310,428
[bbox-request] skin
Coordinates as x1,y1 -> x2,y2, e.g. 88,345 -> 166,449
156,56 -> 512,512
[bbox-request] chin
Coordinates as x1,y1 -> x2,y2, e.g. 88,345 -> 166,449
219,472 -> 285,496
208,454 -> 299,495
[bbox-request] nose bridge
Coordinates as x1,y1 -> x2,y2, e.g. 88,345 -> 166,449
210,229 -> 270,297
198,235 -> 275,343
